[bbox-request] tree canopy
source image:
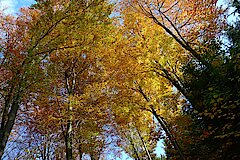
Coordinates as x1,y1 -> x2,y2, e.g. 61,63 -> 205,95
0,0 -> 239,159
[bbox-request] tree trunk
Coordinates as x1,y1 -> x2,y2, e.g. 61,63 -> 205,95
136,128 -> 152,160
64,68 -> 76,160
65,130 -> 73,160
151,107 -> 185,160
129,134 -> 141,160
134,83 -> 185,160
79,144 -> 83,160
65,102 -> 73,160
0,88 -> 22,159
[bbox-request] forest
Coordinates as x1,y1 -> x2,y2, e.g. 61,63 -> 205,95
0,0 -> 240,159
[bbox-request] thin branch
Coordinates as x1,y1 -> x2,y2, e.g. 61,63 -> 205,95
161,1 -> 179,14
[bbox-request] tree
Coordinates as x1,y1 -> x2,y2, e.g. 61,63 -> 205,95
103,4 -> 190,159
20,0 -> 114,159
0,0 -> 113,158
120,0 -> 240,159
0,8 -> 47,158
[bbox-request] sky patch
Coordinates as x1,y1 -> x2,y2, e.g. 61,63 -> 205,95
0,0 -> 35,14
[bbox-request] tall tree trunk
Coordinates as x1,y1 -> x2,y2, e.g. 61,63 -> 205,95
79,143 -> 83,160
134,83 -> 185,160
0,82 -> 22,159
64,67 -> 76,160
129,134 -> 141,160
0,102 -> 20,158
136,128 -> 152,160
151,107 -> 185,160
65,97 -> 73,160
65,124 -> 73,160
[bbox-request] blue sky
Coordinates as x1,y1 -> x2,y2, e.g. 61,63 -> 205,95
0,0 -> 36,14
0,0 -> 227,14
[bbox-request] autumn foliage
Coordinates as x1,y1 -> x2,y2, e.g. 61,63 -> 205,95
0,0 -> 240,160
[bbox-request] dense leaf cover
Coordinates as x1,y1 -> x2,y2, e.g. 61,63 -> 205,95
0,0 -> 239,159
